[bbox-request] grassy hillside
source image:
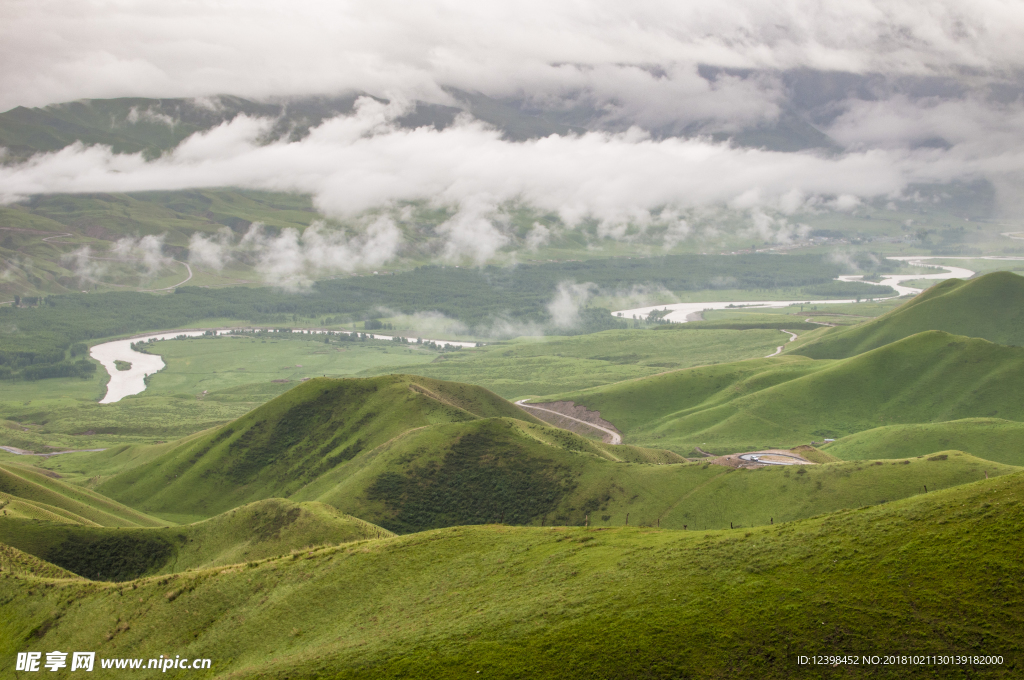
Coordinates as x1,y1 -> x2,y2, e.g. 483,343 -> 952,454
824,418 -> 1024,465
97,375 -> 552,522
0,498 -> 391,581
3,472 -> 1022,678
795,271 -> 1024,359
0,542 -> 78,579
394,327 -> 786,399
546,331 -> 1024,454
90,372 -> 1014,533
0,462 -> 167,527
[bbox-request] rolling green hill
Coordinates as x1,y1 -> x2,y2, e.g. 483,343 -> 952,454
0,498 -> 391,581
0,542 -> 78,579
824,418 -> 1024,465
545,330 -> 1024,454
88,373 -> 1012,534
2,472 -> 1021,679
96,375 -> 556,522
0,462 -> 167,527
794,271 -> 1024,359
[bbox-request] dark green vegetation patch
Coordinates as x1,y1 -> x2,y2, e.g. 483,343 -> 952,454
366,421 -> 576,532
0,498 -> 392,580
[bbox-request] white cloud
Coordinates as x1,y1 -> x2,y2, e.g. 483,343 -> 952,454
2,99 -> 1003,220
547,281 -> 597,329
4,2 -> 1024,114
60,246 -> 107,283
525,222 -> 551,250
234,217 -> 404,290
111,234 -> 171,275
188,228 -> 234,270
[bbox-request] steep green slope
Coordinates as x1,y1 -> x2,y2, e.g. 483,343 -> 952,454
97,375 -> 549,522
548,331 -> 1024,453
795,271 -> 1024,359
0,498 -> 390,581
0,542 -> 78,579
97,379 -> 1012,534
314,427 -> 1009,532
824,418 -> 1024,465
3,473 -> 1022,679
0,463 -> 167,527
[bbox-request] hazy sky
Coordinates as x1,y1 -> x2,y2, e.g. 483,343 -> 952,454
3,0 -> 1023,111
3,0 -> 1024,269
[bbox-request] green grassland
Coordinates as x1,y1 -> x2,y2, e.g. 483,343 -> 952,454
795,271 -> 1024,359
824,418 -> 1024,465
543,330 -> 1024,455
395,327 -> 786,399
2,472 -> 1022,678
0,498 -> 391,581
0,542 -> 77,579
95,375 -> 550,523
76,374 -> 1015,534
0,462 -> 166,527
0,325 -> 805,452
0,334 -> 443,451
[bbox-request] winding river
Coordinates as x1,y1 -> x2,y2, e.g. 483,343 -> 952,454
610,256 -> 978,323
91,256 -> 1008,404
90,329 -> 478,404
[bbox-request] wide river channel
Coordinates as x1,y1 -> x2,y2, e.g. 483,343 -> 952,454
91,329 -> 477,404
93,256 -> 1015,405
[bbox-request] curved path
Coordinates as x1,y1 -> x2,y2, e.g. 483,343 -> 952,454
141,260 -> 193,292
514,400 -> 622,445
764,329 -> 798,357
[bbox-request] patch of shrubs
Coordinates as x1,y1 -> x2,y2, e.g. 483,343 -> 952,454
366,423 -> 577,533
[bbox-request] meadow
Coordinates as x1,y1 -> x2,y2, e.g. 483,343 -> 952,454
543,329 -> 1024,455
0,334 -> 442,451
15,373 -> 1000,533
0,498 -> 390,580
1,472 -> 1020,678
0,325 -> 797,452
824,418 -> 1024,466
796,271 -> 1024,359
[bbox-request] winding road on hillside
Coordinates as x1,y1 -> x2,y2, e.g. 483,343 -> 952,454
142,260 -> 193,291
514,400 -> 623,444
765,329 -> 799,357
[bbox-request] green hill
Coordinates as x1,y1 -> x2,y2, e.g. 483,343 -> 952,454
544,331 -> 1024,454
89,373 -> 1015,534
2,472 -> 1022,679
824,418 -> 1024,465
96,375 -> 559,523
794,271 -> 1024,359
0,542 -> 78,579
0,462 -> 167,527
0,498 -> 391,581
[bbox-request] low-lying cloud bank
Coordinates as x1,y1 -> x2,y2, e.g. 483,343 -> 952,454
3,96 -> 1015,271
4,1 -> 1024,113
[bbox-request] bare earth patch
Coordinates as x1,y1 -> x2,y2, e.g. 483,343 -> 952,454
515,400 -> 622,444
710,449 -> 815,469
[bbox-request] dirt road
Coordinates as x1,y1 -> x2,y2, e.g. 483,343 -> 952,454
764,329 -> 798,357
515,400 -> 623,444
